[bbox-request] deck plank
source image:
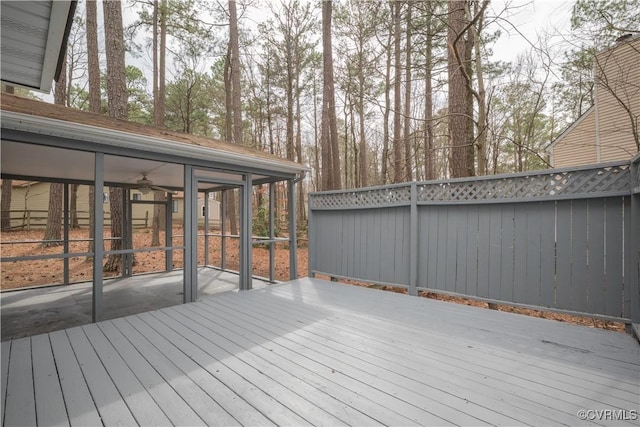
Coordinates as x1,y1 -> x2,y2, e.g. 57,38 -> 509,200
146,309 -> 331,426
31,334 -> 69,427
96,321 -> 207,427
122,315 -> 273,427
1,340 -> 10,425
2,277 -> 638,427
108,318 -> 241,426
64,327 -> 138,426
48,330 -> 102,427
81,324 -> 172,426
4,338 -> 36,427
210,291 -> 598,426
168,303 -> 382,426
180,302 -> 417,426
206,294 -> 550,426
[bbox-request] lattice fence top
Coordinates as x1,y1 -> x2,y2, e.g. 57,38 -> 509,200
310,163 -> 631,209
310,185 -> 412,209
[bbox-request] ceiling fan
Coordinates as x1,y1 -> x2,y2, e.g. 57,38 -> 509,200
133,173 -> 176,195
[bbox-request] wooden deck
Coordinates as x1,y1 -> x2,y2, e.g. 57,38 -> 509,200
2,277 -> 638,426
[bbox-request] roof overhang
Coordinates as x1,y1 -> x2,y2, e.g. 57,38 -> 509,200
1,98 -> 308,191
1,1 -> 76,93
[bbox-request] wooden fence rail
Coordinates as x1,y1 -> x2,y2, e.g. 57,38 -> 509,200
1,210 -> 149,230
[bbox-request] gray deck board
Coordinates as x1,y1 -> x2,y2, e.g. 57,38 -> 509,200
1,277 -> 638,426
65,327 -> 138,426
48,330 -> 102,427
4,338 -> 36,427
31,335 -> 68,427
1,341 -> 10,425
95,322 -> 206,427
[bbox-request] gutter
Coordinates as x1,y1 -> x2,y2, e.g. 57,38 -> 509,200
1,111 -> 309,177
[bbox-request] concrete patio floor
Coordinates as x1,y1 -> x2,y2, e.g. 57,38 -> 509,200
0,268 -> 269,340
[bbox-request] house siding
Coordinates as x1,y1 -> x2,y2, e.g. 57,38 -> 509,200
551,109 -> 598,168
550,36 -> 639,167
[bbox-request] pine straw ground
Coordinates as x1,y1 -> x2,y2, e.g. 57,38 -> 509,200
0,229 -> 624,332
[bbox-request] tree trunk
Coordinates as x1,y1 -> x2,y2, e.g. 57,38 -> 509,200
382,26 -> 392,184
103,0 -> 127,273
392,0 -> 403,183
70,184 -> 79,228
1,180 -> 12,231
404,0 -> 413,181
424,0 -> 435,180
151,192 -> 166,246
86,0 -> 100,258
43,56 -> 67,247
229,0 -> 243,146
321,0 -> 340,190
473,6 -> 488,176
448,0 -> 471,178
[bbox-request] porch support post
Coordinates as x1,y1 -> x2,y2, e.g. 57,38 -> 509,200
122,188 -> 132,277
269,182 -> 275,282
92,152 -> 104,323
239,175 -> 252,290
409,182 -> 418,296
183,165 -> 197,303
165,192 -> 173,272
221,190 -> 227,270
204,190 -> 209,267
63,183 -> 69,284
288,178 -> 298,280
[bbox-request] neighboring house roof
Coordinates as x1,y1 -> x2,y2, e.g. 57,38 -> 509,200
0,1 -> 76,92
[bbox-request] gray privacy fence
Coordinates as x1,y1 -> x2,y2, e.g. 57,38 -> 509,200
308,156 -> 640,323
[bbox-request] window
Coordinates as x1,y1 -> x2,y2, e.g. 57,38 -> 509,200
132,193 -> 141,201
172,200 -> 179,213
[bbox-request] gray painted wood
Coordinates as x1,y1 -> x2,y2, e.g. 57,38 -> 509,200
107,318 -> 239,426
31,335 -> 69,427
588,198 -> 606,315
220,291 -> 589,426
48,330 -> 102,427
81,324 -> 172,426
445,206 -> 458,291
465,206 -> 479,297
555,201 -> 572,309
4,338 -> 36,427
96,321 -> 207,427
525,203 -> 542,307
455,208 -> 468,294
571,199 -> 589,312
513,204 -> 529,304
476,205 -> 491,298
136,311 -> 310,426
65,326 -> 138,426
3,279 -> 639,426
1,340 -> 10,425
539,202 -> 557,308
123,315 -> 271,426
488,204 -> 503,300
500,205 -> 515,302
605,198 -> 624,317
178,304 -> 386,426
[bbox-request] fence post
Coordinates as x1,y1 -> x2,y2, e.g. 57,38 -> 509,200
63,184 -> 69,284
307,194 -> 314,278
628,157 -> 640,326
409,182 -> 418,296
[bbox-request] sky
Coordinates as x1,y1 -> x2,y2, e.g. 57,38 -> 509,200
489,0 -> 574,62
